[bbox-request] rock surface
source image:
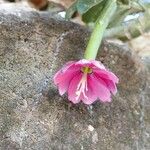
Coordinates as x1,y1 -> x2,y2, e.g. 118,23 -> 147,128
0,4 -> 150,150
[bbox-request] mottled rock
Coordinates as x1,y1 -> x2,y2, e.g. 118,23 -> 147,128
0,4 -> 150,150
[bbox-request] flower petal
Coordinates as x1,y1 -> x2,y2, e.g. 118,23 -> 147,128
104,79 -> 117,95
75,59 -> 105,70
81,75 -> 97,105
75,59 -> 90,65
91,74 -> 111,102
94,69 -> 119,83
90,60 -> 105,69
61,61 -> 76,72
68,73 -> 82,104
56,70 -> 80,95
54,61 -> 78,84
54,65 -> 80,84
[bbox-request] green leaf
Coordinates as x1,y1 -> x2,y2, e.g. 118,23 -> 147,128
65,0 -> 104,20
76,0 -> 103,14
82,1 -> 105,23
66,0 -> 147,27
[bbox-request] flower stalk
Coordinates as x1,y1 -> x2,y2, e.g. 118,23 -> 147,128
84,0 -> 117,60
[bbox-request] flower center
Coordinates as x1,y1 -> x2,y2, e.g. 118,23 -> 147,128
81,66 -> 92,74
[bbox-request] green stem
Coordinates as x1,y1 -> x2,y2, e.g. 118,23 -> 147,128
84,0 -> 117,60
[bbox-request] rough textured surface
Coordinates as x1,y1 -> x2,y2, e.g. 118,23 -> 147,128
0,4 -> 150,150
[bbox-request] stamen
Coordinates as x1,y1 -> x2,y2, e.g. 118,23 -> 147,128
76,73 -> 88,100
75,66 -> 92,100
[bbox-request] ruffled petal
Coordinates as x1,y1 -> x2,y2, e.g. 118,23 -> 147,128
54,62 -> 74,84
94,69 -> 119,83
54,64 -> 80,84
90,60 -> 105,69
68,73 -> 82,104
75,59 -> 105,70
54,61 -> 81,96
75,59 -> 90,66
103,79 -> 117,95
61,61 -> 76,72
91,74 -> 111,102
55,69 -> 80,95
81,75 -> 97,105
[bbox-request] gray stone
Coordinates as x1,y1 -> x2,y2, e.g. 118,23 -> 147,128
0,4 -> 150,150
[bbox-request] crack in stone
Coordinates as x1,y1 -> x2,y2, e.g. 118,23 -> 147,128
49,31 -> 70,75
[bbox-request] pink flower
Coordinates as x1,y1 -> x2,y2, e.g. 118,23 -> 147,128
54,59 -> 119,105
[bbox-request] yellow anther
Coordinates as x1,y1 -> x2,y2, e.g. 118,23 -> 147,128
81,67 -> 92,74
